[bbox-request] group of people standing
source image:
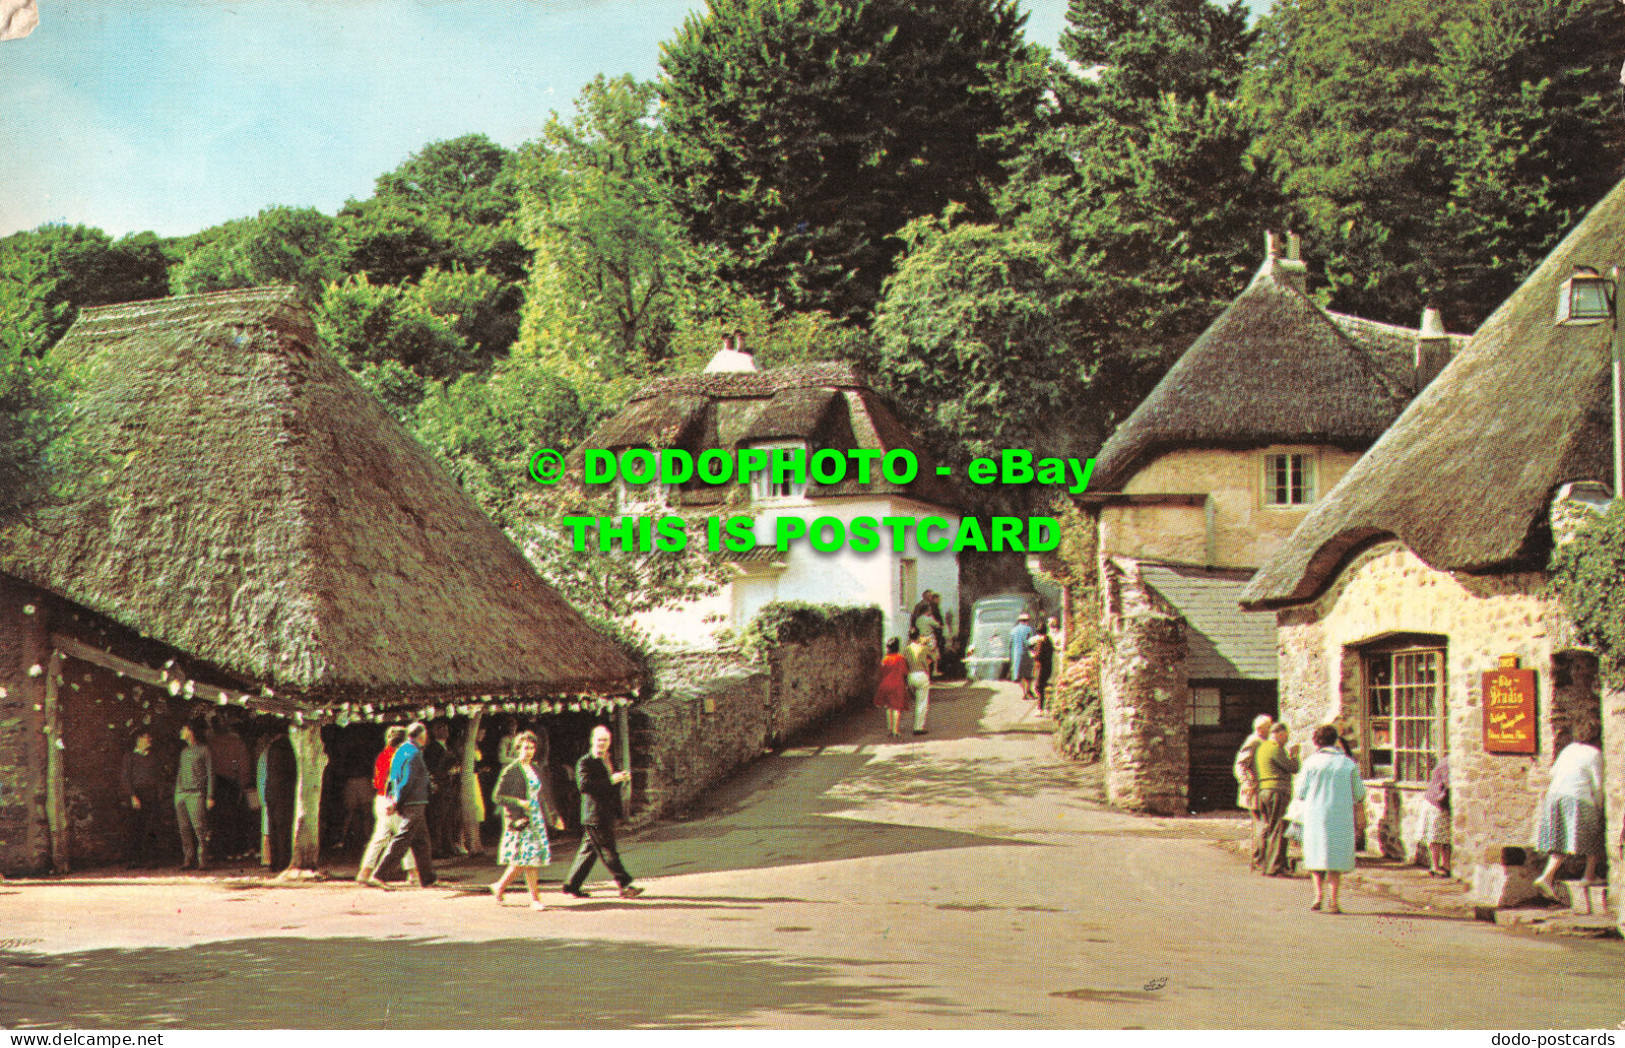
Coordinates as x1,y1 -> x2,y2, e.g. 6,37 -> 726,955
1008,612 -> 1058,710
1234,717 -> 1368,913
355,720 -> 642,906
120,713 -> 296,872
1236,714 -> 1611,916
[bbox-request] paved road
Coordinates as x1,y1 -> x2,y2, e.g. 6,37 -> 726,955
1,682 -> 1620,1029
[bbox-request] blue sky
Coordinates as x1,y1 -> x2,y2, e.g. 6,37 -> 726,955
0,0 -> 1269,239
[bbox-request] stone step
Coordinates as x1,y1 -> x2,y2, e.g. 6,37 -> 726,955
1547,879 -> 1612,915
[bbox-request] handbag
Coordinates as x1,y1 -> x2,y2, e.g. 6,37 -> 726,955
1284,796 -> 1305,841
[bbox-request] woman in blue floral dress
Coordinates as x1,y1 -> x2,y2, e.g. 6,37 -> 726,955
490,730 -> 563,909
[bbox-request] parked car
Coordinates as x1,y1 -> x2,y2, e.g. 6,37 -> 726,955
963,594 -> 1038,681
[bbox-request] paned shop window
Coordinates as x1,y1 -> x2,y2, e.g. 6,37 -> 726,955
1363,646 -> 1444,783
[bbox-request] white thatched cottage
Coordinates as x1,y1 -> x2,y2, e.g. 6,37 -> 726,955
575,347 -> 961,649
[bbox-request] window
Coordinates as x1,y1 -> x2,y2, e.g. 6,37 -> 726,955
748,441 -> 808,501
1363,646 -> 1444,784
898,558 -> 918,611
1189,687 -> 1222,727
1262,452 -> 1316,506
616,479 -> 674,513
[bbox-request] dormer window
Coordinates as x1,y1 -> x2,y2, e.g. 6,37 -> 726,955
749,441 -> 809,501
1262,451 -> 1316,507
617,478 -> 674,513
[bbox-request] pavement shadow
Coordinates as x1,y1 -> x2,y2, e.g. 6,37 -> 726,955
0,938 -> 1011,1029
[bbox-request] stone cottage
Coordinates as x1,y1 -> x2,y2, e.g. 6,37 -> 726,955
1081,234 -> 1466,814
0,288 -> 640,875
574,344 -> 961,649
1242,180 -> 1625,913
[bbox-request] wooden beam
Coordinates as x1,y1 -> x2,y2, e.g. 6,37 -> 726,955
43,649 -> 66,875
49,633 -> 304,718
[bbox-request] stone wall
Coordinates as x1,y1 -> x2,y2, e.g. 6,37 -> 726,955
766,608 -> 880,746
631,650 -> 771,822
1101,557 -> 1190,815
0,576 -> 50,874
1274,540 -> 1595,900
632,606 -> 882,822
1103,446 -> 1364,570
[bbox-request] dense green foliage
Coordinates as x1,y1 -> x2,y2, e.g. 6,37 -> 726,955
512,76 -> 691,394
0,225 -> 172,347
659,0 -> 1046,323
1550,504 -> 1625,689
1244,0 -> 1625,329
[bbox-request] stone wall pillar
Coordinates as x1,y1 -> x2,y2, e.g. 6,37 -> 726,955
1603,683 -> 1624,935
1101,559 -> 1190,815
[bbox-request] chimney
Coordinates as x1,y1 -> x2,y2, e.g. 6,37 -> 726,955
1258,229 -> 1308,292
1414,305 -> 1452,392
703,329 -> 758,373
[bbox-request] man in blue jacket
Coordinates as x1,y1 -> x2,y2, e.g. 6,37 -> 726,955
369,721 -> 436,888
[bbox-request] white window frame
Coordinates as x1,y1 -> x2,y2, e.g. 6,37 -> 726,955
749,441 -> 808,502
898,558 -> 918,613
1362,645 -> 1445,784
1261,450 -> 1318,507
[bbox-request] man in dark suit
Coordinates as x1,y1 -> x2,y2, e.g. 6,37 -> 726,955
561,724 -> 643,899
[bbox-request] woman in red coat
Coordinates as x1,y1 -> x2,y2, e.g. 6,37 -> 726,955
875,638 -> 909,736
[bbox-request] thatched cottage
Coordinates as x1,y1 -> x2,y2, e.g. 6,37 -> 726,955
0,288 -> 639,875
576,345 -> 960,648
1080,235 -> 1466,814
1242,181 -> 1624,914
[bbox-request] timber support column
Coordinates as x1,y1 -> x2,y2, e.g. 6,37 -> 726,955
458,710 -> 484,855
43,649 -> 66,874
288,723 -> 328,870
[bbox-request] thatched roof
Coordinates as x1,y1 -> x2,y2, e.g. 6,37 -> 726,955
1091,259 -> 1445,491
0,288 -> 639,704
1243,182 -> 1623,608
579,361 -> 958,509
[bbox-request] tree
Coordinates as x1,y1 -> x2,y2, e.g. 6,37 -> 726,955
338,133 -> 527,287
512,76 -> 695,394
659,0 -> 1046,323
315,267 -> 505,407
1241,0 -> 1625,330
874,216 -> 1095,471
1550,502 -> 1625,688
170,207 -> 350,297
875,0 -> 1278,477
0,225 -> 173,347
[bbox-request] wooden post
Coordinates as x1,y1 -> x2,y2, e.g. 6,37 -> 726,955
287,724 -> 327,870
43,649 -> 67,875
458,709 -> 485,855
616,705 -> 633,809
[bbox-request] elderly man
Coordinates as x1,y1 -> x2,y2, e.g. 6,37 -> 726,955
562,725 -> 643,899
1234,714 -> 1274,871
1255,722 -> 1300,877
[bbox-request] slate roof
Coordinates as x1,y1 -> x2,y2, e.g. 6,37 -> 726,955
1139,564 -> 1278,680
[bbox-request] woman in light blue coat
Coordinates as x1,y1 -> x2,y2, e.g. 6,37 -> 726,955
1294,724 -> 1367,914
